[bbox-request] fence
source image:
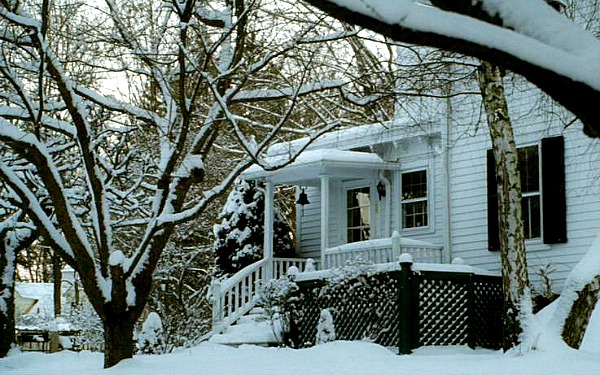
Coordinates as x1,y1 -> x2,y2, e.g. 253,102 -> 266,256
287,258 -> 503,353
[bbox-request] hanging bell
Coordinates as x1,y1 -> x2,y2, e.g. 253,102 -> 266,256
296,187 -> 310,206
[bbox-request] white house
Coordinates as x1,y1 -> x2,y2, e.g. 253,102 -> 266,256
241,78 -> 600,291
210,76 -> 600,334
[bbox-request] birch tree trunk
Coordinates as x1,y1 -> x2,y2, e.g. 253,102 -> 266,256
477,61 -> 531,350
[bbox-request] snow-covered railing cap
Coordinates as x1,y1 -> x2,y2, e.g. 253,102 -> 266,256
398,253 -> 413,263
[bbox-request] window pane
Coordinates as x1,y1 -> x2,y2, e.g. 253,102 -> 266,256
522,195 -> 541,239
518,146 -> 539,193
402,171 -> 427,200
347,187 -> 370,243
403,201 -> 428,229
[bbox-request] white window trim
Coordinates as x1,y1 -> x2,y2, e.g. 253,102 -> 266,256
519,142 -> 543,243
401,168 -> 430,232
397,154 -> 435,235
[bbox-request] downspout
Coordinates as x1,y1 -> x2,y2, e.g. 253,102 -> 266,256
320,175 -> 330,269
442,81 -> 453,264
263,180 -> 274,280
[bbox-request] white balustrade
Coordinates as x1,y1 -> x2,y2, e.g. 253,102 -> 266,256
210,257 -> 316,333
323,234 -> 442,269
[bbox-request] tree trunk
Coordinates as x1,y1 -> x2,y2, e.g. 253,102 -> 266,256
561,276 -> 600,347
53,250 -> 62,316
0,281 -> 16,358
103,313 -> 136,368
477,61 -> 531,350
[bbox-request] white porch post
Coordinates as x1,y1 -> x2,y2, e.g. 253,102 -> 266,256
264,180 -> 274,280
320,175 -> 330,269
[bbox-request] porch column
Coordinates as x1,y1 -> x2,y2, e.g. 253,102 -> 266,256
320,175 -> 330,269
264,180 -> 274,280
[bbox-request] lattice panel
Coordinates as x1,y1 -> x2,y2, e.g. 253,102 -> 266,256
290,273 -> 400,348
289,281 -> 323,348
417,277 -> 470,346
470,276 -> 503,349
289,268 -> 503,351
328,274 -> 399,347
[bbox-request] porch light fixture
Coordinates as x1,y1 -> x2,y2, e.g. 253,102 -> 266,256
296,187 -> 310,215
377,181 -> 386,200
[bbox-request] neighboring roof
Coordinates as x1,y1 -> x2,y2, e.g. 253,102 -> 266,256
242,149 -> 400,185
15,282 -> 69,318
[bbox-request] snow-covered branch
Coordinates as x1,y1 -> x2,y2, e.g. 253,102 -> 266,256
301,0 -> 600,138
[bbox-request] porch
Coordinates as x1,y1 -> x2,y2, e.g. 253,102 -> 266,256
209,232 -> 443,333
210,145 -> 446,335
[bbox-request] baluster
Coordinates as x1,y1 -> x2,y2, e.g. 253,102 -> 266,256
241,275 -> 247,305
235,282 -> 241,310
227,289 -> 233,317
211,280 -> 223,326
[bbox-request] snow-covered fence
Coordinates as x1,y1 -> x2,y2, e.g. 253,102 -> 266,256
323,233 -> 442,269
287,256 -> 502,352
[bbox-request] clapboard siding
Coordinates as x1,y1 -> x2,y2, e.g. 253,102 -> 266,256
448,78 -> 600,290
290,73 -> 600,291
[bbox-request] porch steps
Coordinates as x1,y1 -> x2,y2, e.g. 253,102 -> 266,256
208,308 -> 282,347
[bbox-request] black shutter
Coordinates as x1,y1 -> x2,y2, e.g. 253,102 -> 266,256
541,136 -> 567,244
487,149 -> 500,251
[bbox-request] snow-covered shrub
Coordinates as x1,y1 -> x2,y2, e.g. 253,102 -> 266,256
532,264 -> 559,313
316,308 -> 336,344
213,179 -> 294,276
148,242 -> 213,352
256,277 -> 299,344
67,303 -> 104,352
136,312 -> 166,354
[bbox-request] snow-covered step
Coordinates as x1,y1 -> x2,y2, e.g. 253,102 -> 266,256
209,310 -> 283,347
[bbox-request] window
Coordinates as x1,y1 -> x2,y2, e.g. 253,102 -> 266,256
519,146 -> 541,239
347,187 -> 371,243
401,170 -> 428,229
487,136 -> 567,251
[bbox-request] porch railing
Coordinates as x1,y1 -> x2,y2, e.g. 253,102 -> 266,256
323,231 -> 442,269
210,257 -> 313,333
209,233 -> 442,334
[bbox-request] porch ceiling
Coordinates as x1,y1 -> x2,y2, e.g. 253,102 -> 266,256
242,149 -> 399,186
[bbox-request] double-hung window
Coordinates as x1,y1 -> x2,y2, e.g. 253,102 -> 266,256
519,145 -> 541,239
347,187 -> 371,243
487,136 -> 567,250
401,170 -> 428,229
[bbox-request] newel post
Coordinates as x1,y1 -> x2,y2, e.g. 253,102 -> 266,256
211,280 -> 223,332
398,253 -> 413,355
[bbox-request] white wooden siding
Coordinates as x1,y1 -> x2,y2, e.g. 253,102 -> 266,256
448,79 -> 600,290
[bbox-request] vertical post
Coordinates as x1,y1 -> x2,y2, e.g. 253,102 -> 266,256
467,272 -> 476,349
398,253 -> 413,355
320,175 -> 330,269
264,180 -> 274,281
211,280 -> 223,332
392,230 -> 401,259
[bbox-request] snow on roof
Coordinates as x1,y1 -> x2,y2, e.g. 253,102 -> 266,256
242,148 -> 399,184
15,282 -> 70,318
266,119 -> 440,157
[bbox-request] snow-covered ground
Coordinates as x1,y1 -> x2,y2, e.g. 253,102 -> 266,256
3,301 -> 600,375
1,339 -> 600,375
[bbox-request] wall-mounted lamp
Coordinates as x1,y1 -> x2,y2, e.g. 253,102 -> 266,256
296,187 -> 310,215
377,181 -> 386,200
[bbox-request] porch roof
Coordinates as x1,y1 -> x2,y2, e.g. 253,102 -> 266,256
242,149 -> 399,185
